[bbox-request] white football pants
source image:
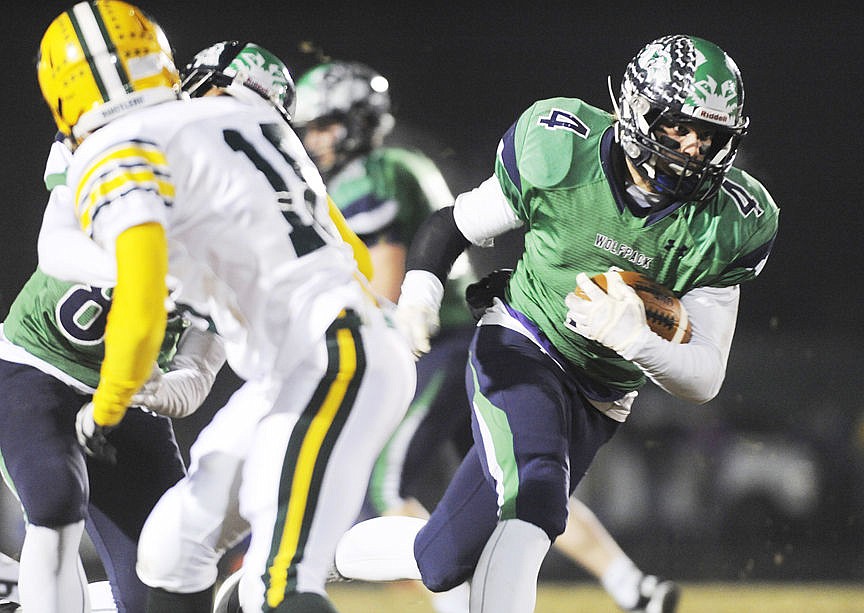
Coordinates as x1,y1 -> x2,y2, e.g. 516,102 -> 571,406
137,308 -> 414,611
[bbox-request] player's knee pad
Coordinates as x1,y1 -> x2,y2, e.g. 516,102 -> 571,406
414,526 -> 476,593
24,469 -> 87,527
417,557 -> 473,594
136,480 -> 223,592
512,458 -> 569,540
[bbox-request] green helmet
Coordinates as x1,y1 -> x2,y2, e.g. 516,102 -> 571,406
616,35 -> 749,201
181,41 -> 296,121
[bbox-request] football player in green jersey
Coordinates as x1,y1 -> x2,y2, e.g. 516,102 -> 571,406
294,60 -> 475,513
0,137 -> 225,612
295,59 -> 476,613
297,59 -> 680,613
0,6 -> 227,610
334,34 -> 778,613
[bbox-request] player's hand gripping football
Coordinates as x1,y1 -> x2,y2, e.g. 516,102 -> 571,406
75,402 -> 117,464
564,271 -> 649,359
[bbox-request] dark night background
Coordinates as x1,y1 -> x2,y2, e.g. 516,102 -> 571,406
1,0 -> 862,585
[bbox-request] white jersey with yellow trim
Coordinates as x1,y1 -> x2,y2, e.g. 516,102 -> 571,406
65,94 -> 366,380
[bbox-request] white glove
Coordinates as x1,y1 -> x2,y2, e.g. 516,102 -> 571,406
131,326 -> 226,418
564,271 -> 650,359
75,402 -> 117,464
394,270 -> 444,359
393,304 -> 440,359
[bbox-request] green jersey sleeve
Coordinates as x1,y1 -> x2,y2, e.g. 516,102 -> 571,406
494,97 -> 613,223
328,148 -> 449,245
4,270 -> 111,387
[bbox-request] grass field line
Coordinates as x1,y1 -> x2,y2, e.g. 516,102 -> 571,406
329,580 -> 864,612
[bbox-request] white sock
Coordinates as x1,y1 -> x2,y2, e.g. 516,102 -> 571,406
88,580 -> 119,612
600,554 -> 642,610
431,581 -> 470,613
19,522 -> 89,612
335,516 -> 425,581
470,519 -> 550,613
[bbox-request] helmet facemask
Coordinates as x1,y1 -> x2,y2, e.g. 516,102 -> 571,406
293,115 -> 349,174
613,35 -> 749,202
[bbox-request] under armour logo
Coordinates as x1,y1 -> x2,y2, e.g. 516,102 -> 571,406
664,239 -> 690,259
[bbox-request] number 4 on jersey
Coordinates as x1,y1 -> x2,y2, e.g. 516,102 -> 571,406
538,109 -> 590,139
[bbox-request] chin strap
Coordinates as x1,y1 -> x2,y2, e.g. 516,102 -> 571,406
607,75 -> 621,118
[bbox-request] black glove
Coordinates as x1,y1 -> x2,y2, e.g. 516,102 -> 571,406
75,402 -> 117,464
465,269 -> 513,321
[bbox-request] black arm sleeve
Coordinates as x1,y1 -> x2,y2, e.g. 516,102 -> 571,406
405,206 -> 471,285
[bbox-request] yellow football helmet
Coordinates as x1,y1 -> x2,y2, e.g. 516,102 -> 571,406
37,0 -> 180,141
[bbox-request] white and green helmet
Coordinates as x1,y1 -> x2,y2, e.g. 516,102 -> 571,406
181,41 -> 296,121
293,61 -> 393,155
616,34 -> 749,201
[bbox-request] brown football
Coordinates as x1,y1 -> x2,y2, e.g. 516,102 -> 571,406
575,270 -> 692,344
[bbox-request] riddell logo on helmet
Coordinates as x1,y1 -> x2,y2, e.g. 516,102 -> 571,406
695,108 -> 729,123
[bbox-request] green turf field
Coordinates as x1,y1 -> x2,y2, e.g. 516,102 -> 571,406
329,581 -> 864,612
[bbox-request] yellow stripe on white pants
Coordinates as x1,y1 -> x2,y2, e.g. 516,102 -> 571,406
266,326 -> 357,607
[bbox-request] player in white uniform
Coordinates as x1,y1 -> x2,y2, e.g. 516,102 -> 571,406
36,4 -> 414,612
0,86 -> 225,613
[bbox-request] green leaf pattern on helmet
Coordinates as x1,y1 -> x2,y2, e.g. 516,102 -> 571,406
225,44 -> 294,115
626,35 -> 745,129
685,41 -> 746,128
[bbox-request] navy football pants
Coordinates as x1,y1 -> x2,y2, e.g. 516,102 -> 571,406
414,323 -> 619,591
0,359 -> 185,613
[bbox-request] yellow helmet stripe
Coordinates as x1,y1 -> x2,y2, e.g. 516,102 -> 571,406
68,2 -> 129,101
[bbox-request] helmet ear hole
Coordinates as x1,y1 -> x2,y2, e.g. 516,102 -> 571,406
630,96 -> 650,116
